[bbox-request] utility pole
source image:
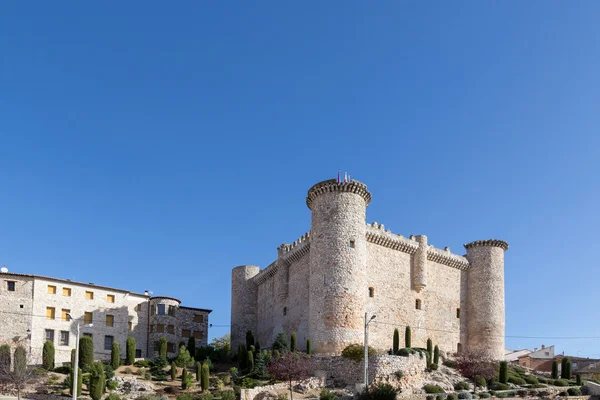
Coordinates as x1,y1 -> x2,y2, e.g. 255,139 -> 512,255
364,313 -> 376,390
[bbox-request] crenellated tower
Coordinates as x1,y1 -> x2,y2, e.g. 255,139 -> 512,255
230,265 -> 260,352
464,239 -> 509,360
306,179 -> 372,354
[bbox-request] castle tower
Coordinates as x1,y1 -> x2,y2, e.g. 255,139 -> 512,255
306,178 -> 372,354
231,265 -> 260,352
464,239 -> 509,360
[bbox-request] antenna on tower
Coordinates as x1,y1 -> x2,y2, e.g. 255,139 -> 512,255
0,265 -> 8,273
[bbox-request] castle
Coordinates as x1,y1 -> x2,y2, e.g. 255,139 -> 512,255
231,178 -> 508,359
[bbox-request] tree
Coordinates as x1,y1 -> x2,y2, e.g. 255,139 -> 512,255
42,341 -> 55,370
268,351 -> 313,400
246,330 -> 255,349
565,359 -> 572,379
273,332 -> 288,352
405,326 -> 411,348
252,351 -> 269,379
499,361 -> 508,384
290,332 -> 297,352
187,337 -> 196,359
14,346 -> 26,376
238,344 -> 247,370
209,333 -> 231,360
79,336 -> 94,371
196,361 -> 201,381
88,362 -> 106,400
552,360 -> 559,379
69,367 -> 83,396
175,345 -> 194,367
247,350 -> 254,372
171,361 -> 177,381
561,357 -> 569,379
201,360 -> 210,391
454,349 -> 498,381
111,342 -> 121,370
0,345 -> 10,371
433,345 -> 440,365
181,367 -> 191,389
306,339 -> 312,356
426,339 -> 433,365
159,337 -> 168,360
0,345 -> 36,400
126,336 -> 136,365
393,329 -> 400,354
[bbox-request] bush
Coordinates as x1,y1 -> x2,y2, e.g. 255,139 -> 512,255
426,396 -> 435,400
457,392 -> 472,400
443,359 -> 457,368
554,379 -> 569,387
221,390 -> 235,400
134,359 -> 151,368
405,326 -> 411,348
341,343 -> 376,362
447,394 -> 458,400
567,387 -> 581,396
201,361 -> 210,391
306,339 -> 312,355
42,340 -> 55,370
106,394 -> 123,400
272,333 -> 288,352
455,382 -> 470,391
538,377 -> 550,384
576,374 -> 582,385
175,346 -> 194,367
424,384 -> 445,394
523,375 -> 539,385
473,376 -> 486,388
489,382 -> 510,391
496,392 -> 515,399
124,367 -> 133,374
88,362 -> 106,400
529,383 -> 547,388
395,370 -> 403,379
181,368 -> 192,389
159,337 -> 168,360
104,364 -> 115,379
79,336 -> 94,371
429,363 -> 439,371
508,376 -> 526,385
240,377 -> 260,388
144,371 -> 152,380
435,396 -> 445,400
197,393 -> 214,400
478,393 -> 491,399
320,388 -> 337,400
107,380 -> 118,390
68,367 -> 83,396
368,383 -> 399,400
126,337 -> 136,365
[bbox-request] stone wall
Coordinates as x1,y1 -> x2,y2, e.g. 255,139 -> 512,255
240,377 -> 323,400
583,381 -> 600,396
0,274 -> 34,352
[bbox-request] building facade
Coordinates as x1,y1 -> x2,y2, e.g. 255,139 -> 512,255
0,271 -> 211,365
231,178 -> 508,359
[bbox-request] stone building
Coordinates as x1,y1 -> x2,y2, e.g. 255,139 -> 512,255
0,271 -> 211,365
231,178 -> 508,359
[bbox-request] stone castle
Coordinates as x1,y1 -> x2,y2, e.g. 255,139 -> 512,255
231,178 -> 508,359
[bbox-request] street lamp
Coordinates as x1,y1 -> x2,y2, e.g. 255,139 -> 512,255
364,313 -> 376,390
66,313 -> 93,400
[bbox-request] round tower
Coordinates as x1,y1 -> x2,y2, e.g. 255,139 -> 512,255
464,239 -> 509,360
307,178 -> 372,354
231,265 -> 260,353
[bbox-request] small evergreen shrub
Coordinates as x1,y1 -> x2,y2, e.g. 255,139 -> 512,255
272,333 -> 288,352
552,360 -> 559,379
576,374 -> 582,385
106,394 -> 123,400
424,384 -> 445,394
369,383 -> 399,400
42,341 -> 55,370
405,326 -> 411,348
201,361 -> 210,391
429,363 -> 438,371
88,362 -> 106,400
124,367 -> 133,374
433,345 -> 440,364
393,329 -> 400,354
144,371 -> 152,380
320,388 -> 337,400
567,387 -> 581,396
247,350 -> 254,372
306,339 -> 312,355
171,361 -> 177,381
455,382 -> 470,391
126,337 -> 136,365
489,382 -> 510,391
457,392 -> 472,400
443,359 -> 457,368
181,368 -> 190,389
478,393 -> 491,399
538,377 -> 549,384
222,390 -> 236,400
508,376 -> 526,385
435,395 -> 445,400
554,379 -> 569,386
341,343 -> 376,362
426,396 -> 435,400
290,332 -> 297,352
447,394 -> 458,400
523,375 -> 539,385
134,359 -> 152,368
107,380 -> 118,390
111,342 -> 121,370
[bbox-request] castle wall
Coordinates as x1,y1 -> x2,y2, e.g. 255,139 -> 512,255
365,242 -> 463,355
0,274 -> 34,353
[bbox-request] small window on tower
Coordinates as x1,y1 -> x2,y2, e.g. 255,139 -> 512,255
457,343 -> 462,353
456,308 -> 460,318
283,307 -> 287,316
415,299 -> 422,310
368,287 -> 375,298
349,240 -> 355,248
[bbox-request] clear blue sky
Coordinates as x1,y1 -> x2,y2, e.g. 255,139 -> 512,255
1,2 -> 599,357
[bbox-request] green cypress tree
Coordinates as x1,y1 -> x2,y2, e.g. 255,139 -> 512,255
69,367 -> 83,396
0,345 -> 11,371
426,338 -> 433,365
255,341 -> 261,352
196,361 -> 201,382
405,326 -> 411,348
111,342 -> 120,370
393,329 -> 400,354
181,367 -> 188,389
561,357 -> 569,379
253,351 -> 268,379
79,336 -> 94,371
306,339 -> 312,356
499,361 -> 508,384
246,330 -> 255,349
88,362 -> 106,400
238,344 -> 247,370
171,361 -> 177,381
71,348 -> 76,366
187,337 -> 196,360
14,346 -> 27,376
552,360 -> 559,379
273,349 -> 280,360
201,360 -> 210,391
433,345 -> 440,365
43,340 -> 55,370
565,359 -> 572,379
126,336 -> 136,365
290,332 -> 297,352
247,350 -> 254,372
159,337 -> 168,360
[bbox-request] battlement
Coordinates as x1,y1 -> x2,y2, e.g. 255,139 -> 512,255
252,260 -> 279,285
365,223 -> 419,254
278,232 -> 311,265
464,239 -> 509,251
427,246 -> 470,270
306,179 -> 372,210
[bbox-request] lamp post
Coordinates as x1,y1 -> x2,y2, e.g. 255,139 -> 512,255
364,313 -> 376,390
66,313 -> 93,400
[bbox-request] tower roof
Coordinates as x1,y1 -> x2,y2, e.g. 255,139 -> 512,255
306,179 -> 372,210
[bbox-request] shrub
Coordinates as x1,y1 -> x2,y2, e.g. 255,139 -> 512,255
538,377 -> 550,384
79,336 -> 94,371
240,377 -> 260,388
458,392 -> 472,400
111,342 -> 121,370
576,374 -> 582,385
429,363 -> 438,371
104,364 -> 115,379
306,339 -> 312,356
368,383 -> 399,400
447,394 -> 458,400
405,326 -> 411,348
341,343 -> 376,362
393,329 -> 400,354
107,380 -> 118,390
197,393 -> 214,400
222,390 -> 235,400
124,367 -> 133,374
435,396 -> 445,400
201,361 -> 210,391
443,359 -> 457,368
42,340 -> 55,370
126,337 -> 136,365
133,359 -> 150,368
106,394 -> 123,400
565,359 -> 572,380
177,394 -> 193,400
529,383 -> 547,388
433,345 -> 440,365
455,382 -> 470,391
554,379 -> 569,386
290,332 -> 297,352
499,361 -> 508,384
320,388 -> 337,400
175,345 -> 194,367
427,339 -> 433,357
559,392 -> 567,397
567,387 -> 581,396
552,360 -> 559,379
523,375 -> 539,385
88,362 -> 106,400
396,348 -> 413,357
478,393 -> 491,399
181,368 -> 189,389
424,384 -> 445,394
0,344 -> 11,371
426,396 -> 435,400
144,371 -> 151,380
247,350 -> 254,372
508,376 -> 526,385
272,333 -> 288,352
68,367 -> 83,396
171,361 -> 177,381
159,337 -> 168,360
489,382 -> 510,391
238,344 -> 247,370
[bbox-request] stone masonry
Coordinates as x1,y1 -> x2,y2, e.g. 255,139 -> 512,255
231,177 -> 508,360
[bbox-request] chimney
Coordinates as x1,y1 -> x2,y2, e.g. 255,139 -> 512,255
534,348 -> 538,352
144,290 -> 149,296
542,344 -> 545,349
